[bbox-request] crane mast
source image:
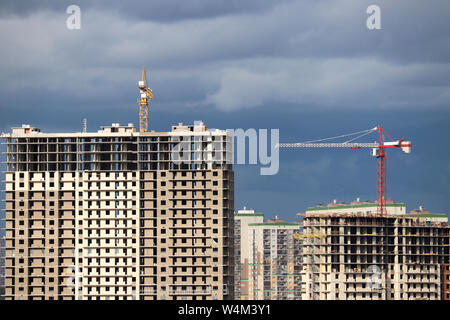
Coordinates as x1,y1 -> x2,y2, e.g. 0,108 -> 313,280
279,126 -> 411,216
376,125 -> 387,217
138,66 -> 153,133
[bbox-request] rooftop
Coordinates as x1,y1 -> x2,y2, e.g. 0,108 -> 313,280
306,202 -> 406,212
248,222 -> 300,227
0,120 -> 227,138
234,207 -> 264,217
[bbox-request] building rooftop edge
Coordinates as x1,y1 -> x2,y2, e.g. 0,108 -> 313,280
0,121 -> 229,138
306,203 -> 406,211
247,222 -> 300,227
305,212 -> 448,220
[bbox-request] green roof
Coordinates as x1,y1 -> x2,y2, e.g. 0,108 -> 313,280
403,214 -> 448,218
248,222 -> 300,227
306,203 -> 406,212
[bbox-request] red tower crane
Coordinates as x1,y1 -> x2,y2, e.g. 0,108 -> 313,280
278,125 -> 411,216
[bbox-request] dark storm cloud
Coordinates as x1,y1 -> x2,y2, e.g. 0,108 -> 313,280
0,0 -> 294,21
0,0 -> 449,114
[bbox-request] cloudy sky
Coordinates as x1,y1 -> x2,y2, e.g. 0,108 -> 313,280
1,0 -> 450,225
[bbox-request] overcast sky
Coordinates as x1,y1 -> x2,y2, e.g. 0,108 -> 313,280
1,0 -> 450,225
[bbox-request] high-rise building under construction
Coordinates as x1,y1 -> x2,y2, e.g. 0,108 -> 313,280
301,200 -> 450,300
0,236 -> 5,289
1,121 -> 234,300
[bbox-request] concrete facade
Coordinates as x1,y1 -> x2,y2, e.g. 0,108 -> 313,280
441,264 -> 450,300
0,236 -> 4,288
1,122 -> 234,300
302,200 -> 450,300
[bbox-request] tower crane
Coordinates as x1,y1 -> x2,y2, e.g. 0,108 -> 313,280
137,66 -> 153,133
278,125 -> 411,216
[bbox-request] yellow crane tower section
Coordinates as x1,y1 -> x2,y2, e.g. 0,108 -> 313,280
138,66 -> 153,133
291,233 -> 327,239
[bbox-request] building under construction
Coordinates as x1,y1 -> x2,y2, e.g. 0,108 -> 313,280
300,199 -> 450,300
1,121 -> 234,300
0,236 -> 4,289
234,208 -> 302,300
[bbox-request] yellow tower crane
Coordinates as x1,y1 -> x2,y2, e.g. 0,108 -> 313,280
137,66 -> 153,133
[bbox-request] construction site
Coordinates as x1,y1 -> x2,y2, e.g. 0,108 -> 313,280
1,121 -> 235,300
298,200 -> 450,300
272,120 -> 444,300
1,65 -> 450,301
0,68 -> 235,300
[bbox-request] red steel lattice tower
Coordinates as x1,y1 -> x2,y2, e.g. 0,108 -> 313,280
376,125 -> 387,216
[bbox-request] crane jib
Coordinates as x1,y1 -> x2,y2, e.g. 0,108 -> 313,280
278,143 -> 379,148
278,143 -> 411,149
277,126 -> 410,217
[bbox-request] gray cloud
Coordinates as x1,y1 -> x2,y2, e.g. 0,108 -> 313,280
0,0 -> 449,115
0,0 -> 295,21
203,58 -> 450,111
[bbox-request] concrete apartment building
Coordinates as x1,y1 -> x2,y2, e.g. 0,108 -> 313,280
234,208 -> 302,300
1,121 -> 234,300
301,199 -> 450,300
0,236 -> 5,288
